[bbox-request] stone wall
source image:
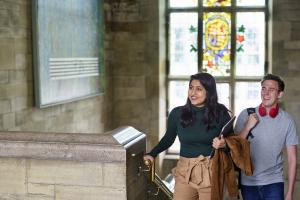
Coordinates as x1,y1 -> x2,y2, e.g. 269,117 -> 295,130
0,158 -> 126,200
272,0 -> 300,198
0,0 -> 111,133
273,0 -> 300,131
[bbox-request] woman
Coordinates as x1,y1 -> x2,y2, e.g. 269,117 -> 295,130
144,72 -> 231,200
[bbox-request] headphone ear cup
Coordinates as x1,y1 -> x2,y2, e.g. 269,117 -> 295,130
269,105 -> 279,118
259,104 -> 267,116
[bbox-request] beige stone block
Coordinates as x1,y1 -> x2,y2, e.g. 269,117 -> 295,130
73,98 -> 96,110
11,8 -> 30,28
73,107 -> 95,122
0,99 -> 11,114
56,185 -> 126,200
0,194 -> 28,200
273,21 -> 291,41
27,195 -> 53,200
73,112 -> 102,130
284,41 -> 300,50
114,100 -> 150,119
28,160 -> 103,186
2,112 -> 15,130
0,38 -> 15,69
114,88 -> 146,100
42,106 -> 62,118
114,76 -> 145,88
0,83 -> 29,98
73,120 -> 92,133
11,96 -> 30,112
9,70 -> 28,84
0,70 -> 9,84
11,26 -> 30,39
0,9 -> 9,27
14,38 -> 31,54
86,122 -> 105,134
112,62 -> 147,76
103,162 -> 126,187
0,158 -> 26,194
44,113 -> 76,133
29,109 -> 51,124
45,123 -> 70,133
19,120 -> 47,132
287,61 -> 300,70
0,118 -> 3,130
28,183 -> 54,196
293,181 -> 300,200
15,110 -> 31,126
0,27 -> 11,38
15,53 -> 27,69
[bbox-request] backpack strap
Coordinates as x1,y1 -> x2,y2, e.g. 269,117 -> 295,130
246,108 -> 255,140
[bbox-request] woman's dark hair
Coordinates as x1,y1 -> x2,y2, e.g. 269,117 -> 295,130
180,72 -> 229,129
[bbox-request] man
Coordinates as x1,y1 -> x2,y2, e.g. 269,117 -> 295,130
234,74 -> 298,200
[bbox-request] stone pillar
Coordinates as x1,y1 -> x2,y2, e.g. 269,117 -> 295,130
272,0 -> 300,199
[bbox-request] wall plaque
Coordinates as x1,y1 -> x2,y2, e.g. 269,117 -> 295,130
32,0 -> 104,107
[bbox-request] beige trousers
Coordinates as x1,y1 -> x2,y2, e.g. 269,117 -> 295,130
172,155 -> 212,200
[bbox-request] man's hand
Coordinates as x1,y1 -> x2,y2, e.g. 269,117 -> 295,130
245,113 -> 259,131
239,113 -> 259,139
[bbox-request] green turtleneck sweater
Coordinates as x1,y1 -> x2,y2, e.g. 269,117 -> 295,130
149,105 -> 231,158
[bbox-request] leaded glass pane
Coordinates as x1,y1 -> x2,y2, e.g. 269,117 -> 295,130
217,83 -> 230,109
168,81 -> 189,112
168,80 -> 188,154
204,0 -> 231,7
170,13 -> 198,76
237,0 -> 265,7
168,137 -> 180,153
235,82 -> 261,116
169,0 -> 198,8
236,12 -> 265,76
203,12 -> 231,76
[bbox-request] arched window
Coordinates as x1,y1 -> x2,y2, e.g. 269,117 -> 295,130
166,0 -> 268,153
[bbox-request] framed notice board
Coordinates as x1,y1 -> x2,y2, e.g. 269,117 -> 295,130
32,0 -> 104,108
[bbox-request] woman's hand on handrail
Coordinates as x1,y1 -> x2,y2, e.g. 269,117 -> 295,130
143,154 -> 154,165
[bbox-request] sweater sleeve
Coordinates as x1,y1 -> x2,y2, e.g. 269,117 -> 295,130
147,108 -> 178,157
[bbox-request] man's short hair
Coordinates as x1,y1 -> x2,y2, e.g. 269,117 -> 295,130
261,74 -> 285,92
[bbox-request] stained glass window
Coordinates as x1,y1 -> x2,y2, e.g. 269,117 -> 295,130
203,12 -> 231,76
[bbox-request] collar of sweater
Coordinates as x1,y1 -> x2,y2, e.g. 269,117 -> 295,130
191,105 -> 206,113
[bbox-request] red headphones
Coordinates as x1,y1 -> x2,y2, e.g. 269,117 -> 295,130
258,103 -> 279,118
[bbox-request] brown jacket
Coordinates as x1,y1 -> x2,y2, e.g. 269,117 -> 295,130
211,135 -> 253,200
